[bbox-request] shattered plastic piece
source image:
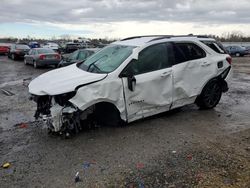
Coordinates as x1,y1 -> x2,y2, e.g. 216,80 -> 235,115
187,154 -> 193,161
172,150 -> 177,154
138,180 -> 145,188
75,171 -> 80,183
83,162 -> 91,169
19,123 -> 28,129
3,162 -> 10,168
136,163 -> 144,169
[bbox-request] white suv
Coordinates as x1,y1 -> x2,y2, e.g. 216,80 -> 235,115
29,35 -> 232,137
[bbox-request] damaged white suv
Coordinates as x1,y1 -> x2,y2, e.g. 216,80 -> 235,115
29,35 -> 232,137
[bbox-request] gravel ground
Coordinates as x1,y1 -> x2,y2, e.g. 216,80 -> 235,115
0,55 -> 249,188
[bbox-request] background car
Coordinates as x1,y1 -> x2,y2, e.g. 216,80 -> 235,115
58,48 -> 99,67
24,48 -> 61,68
42,42 -> 59,51
244,46 -> 250,55
8,44 -> 30,60
225,45 -> 248,57
28,41 -> 40,48
0,43 -> 10,55
62,42 -> 81,54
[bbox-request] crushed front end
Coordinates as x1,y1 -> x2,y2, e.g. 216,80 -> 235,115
30,92 -> 89,137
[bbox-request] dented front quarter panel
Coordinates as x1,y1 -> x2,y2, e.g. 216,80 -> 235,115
69,75 -> 127,121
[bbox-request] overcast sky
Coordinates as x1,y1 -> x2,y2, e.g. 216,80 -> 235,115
1,0 -> 250,39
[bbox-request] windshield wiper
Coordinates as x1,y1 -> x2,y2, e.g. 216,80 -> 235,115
87,55 -> 107,72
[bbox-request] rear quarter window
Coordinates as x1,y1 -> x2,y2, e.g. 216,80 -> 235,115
201,41 -> 227,54
173,42 -> 206,65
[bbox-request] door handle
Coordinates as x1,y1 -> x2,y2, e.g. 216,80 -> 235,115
202,62 -> 211,67
161,71 -> 171,77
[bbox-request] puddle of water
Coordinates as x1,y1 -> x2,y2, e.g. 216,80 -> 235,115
0,80 -> 23,88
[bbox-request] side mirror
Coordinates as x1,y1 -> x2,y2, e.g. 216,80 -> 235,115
127,75 -> 136,92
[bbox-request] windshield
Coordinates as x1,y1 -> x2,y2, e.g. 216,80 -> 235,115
79,45 -> 135,73
16,44 -> 30,49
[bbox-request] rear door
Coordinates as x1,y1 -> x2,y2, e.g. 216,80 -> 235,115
121,43 -> 174,122
171,42 -> 215,108
26,49 -> 34,64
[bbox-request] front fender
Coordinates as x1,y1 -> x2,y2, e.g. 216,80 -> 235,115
69,78 -> 127,121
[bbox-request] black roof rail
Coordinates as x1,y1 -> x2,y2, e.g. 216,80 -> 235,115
169,34 -> 210,38
120,34 -> 211,42
148,35 -> 211,42
120,35 -> 173,41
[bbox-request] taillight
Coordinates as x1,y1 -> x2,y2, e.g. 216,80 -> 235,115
55,54 -> 61,60
39,54 -> 46,60
226,56 -> 232,65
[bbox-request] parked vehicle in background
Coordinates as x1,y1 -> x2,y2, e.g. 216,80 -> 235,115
225,45 -> 248,57
29,35 -> 232,137
0,43 -> 10,55
58,48 -> 99,67
62,42 -> 81,54
8,44 -> 30,60
244,46 -> 250,54
24,48 -> 61,68
42,42 -> 59,51
29,41 -> 40,48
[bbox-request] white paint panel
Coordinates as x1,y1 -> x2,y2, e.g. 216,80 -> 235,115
123,68 -> 173,122
69,77 -> 127,121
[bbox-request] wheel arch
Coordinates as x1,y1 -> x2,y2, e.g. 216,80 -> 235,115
71,98 -> 127,122
196,71 -> 229,105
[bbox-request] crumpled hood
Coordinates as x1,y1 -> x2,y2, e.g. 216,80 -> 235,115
29,64 -> 107,95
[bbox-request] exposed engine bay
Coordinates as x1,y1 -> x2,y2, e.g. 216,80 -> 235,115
31,92 -> 95,138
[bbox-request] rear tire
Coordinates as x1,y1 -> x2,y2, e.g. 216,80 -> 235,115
33,61 -> 38,69
11,54 -> 16,60
196,79 -> 222,109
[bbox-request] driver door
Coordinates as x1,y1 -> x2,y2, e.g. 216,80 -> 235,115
121,43 -> 174,122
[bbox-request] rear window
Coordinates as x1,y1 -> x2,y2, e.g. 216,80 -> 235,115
37,48 -> 55,54
16,44 -> 30,49
201,41 -> 227,54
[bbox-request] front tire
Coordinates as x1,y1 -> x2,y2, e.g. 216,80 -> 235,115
196,79 -> 222,109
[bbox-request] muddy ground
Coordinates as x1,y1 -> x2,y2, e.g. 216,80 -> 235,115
0,55 -> 249,188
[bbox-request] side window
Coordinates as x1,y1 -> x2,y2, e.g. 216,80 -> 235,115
172,44 -> 187,65
69,50 -> 79,60
124,43 -> 173,75
201,41 -> 226,54
173,43 -> 206,64
78,51 -> 87,60
31,50 -> 36,55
